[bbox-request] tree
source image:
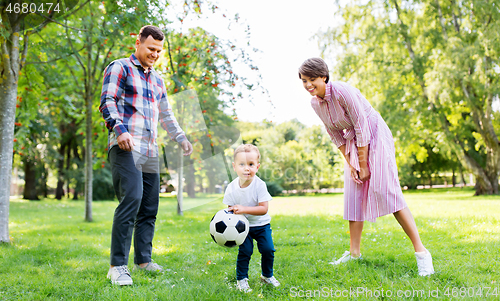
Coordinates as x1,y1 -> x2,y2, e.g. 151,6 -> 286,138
319,0 -> 500,195
0,0 -> 87,242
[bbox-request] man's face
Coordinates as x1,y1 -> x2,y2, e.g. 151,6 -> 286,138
135,35 -> 164,69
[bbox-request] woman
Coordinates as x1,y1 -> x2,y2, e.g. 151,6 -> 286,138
299,57 -> 434,276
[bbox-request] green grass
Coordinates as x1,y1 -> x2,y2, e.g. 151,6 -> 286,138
1,187 -> 499,300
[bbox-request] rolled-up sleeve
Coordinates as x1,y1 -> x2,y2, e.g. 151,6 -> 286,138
99,62 -> 128,137
325,126 -> 346,148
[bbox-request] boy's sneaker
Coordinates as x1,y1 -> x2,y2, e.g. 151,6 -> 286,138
329,251 -> 362,265
133,261 -> 164,273
236,278 -> 252,293
107,265 -> 133,286
415,250 -> 435,276
260,275 -> 280,287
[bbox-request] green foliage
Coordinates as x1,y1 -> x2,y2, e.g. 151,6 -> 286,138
92,165 -> 115,201
238,120 -> 343,192
265,181 -> 284,197
319,0 -> 500,194
2,188 -> 499,299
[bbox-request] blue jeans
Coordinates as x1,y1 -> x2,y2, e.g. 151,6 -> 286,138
237,223 -> 275,280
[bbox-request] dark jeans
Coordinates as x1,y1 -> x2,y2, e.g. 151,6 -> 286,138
109,146 -> 160,266
237,223 -> 275,280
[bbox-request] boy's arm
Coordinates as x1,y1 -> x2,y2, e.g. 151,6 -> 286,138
229,201 -> 268,215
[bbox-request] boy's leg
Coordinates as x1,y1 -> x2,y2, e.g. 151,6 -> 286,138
109,147 -> 143,266
254,224 -> 275,278
237,230 -> 254,280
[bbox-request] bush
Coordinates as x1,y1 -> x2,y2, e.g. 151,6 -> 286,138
92,167 -> 116,201
265,181 -> 284,197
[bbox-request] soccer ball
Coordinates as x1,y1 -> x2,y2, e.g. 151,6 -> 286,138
209,209 -> 249,248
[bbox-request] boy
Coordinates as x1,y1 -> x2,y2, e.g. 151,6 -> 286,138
223,144 -> 280,292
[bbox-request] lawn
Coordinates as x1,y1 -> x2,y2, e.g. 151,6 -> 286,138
1,187 -> 499,300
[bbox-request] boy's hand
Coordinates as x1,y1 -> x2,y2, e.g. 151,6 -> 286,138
228,205 -> 244,214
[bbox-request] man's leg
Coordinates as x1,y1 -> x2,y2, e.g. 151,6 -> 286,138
134,169 -> 160,265
109,146 -> 143,266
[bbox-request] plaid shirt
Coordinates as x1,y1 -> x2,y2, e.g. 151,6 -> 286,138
99,54 -> 186,157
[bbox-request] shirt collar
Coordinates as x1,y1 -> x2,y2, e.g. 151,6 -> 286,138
316,81 -> 332,102
129,54 -> 154,73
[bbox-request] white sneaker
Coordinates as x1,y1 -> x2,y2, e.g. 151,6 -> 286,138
415,250 -> 435,276
236,278 -> 252,293
133,261 -> 164,273
260,275 -> 280,287
329,251 -> 362,265
107,265 -> 133,285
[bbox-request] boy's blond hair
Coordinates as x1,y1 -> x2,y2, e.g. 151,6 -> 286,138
233,144 -> 260,161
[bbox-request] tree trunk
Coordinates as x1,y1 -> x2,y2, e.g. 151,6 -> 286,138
55,141 -> 66,200
84,15 -> 93,222
452,167 -> 456,187
84,88 -> 93,221
0,22 -> 21,243
186,160 -> 195,198
177,149 -> 184,215
23,158 -> 39,201
39,163 -> 48,198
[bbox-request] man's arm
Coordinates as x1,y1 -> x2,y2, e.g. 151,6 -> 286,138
99,61 -> 136,151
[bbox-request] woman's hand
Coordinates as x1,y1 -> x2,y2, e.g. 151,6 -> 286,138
358,165 -> 371,182
349,165 -> 363,185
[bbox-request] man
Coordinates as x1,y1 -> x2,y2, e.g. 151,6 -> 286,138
99,25 -> 193,285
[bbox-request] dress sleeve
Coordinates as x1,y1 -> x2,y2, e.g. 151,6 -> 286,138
325,126 -> 346,148
334,83 -> 371,147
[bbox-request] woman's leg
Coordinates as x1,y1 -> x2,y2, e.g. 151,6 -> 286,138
349,221 -> 364,257
393,207 -> 426,252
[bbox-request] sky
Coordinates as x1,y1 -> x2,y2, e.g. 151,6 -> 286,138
179,0 -> 338,127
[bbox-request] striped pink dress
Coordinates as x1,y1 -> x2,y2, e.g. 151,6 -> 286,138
311,81 -> 407,222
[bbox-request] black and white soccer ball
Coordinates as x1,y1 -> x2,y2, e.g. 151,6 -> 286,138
209,209 -> 249,248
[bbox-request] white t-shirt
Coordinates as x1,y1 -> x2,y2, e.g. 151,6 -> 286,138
222,176 -> 272,227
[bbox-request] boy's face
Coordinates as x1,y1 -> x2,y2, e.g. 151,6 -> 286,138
232,151 -> 260,183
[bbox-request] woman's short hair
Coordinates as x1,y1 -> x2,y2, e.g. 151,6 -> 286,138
298,57 -> 329,83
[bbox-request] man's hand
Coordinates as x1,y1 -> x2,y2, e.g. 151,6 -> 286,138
117,132 -> 135,151
181,140 -> 193,156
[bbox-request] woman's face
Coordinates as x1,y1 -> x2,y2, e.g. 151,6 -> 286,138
301,74 -> 327,98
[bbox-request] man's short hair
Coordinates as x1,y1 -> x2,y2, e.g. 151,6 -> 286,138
233,144 -> 261,161
139,25 -> 164,42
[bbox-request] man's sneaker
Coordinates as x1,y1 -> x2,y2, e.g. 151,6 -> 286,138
133,261 -> 164,273
415,250 -> 435,276
107,265 -> 133,286
329,251 -> 362,265
260,275 -> 280,287
236,278 -> 252,293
